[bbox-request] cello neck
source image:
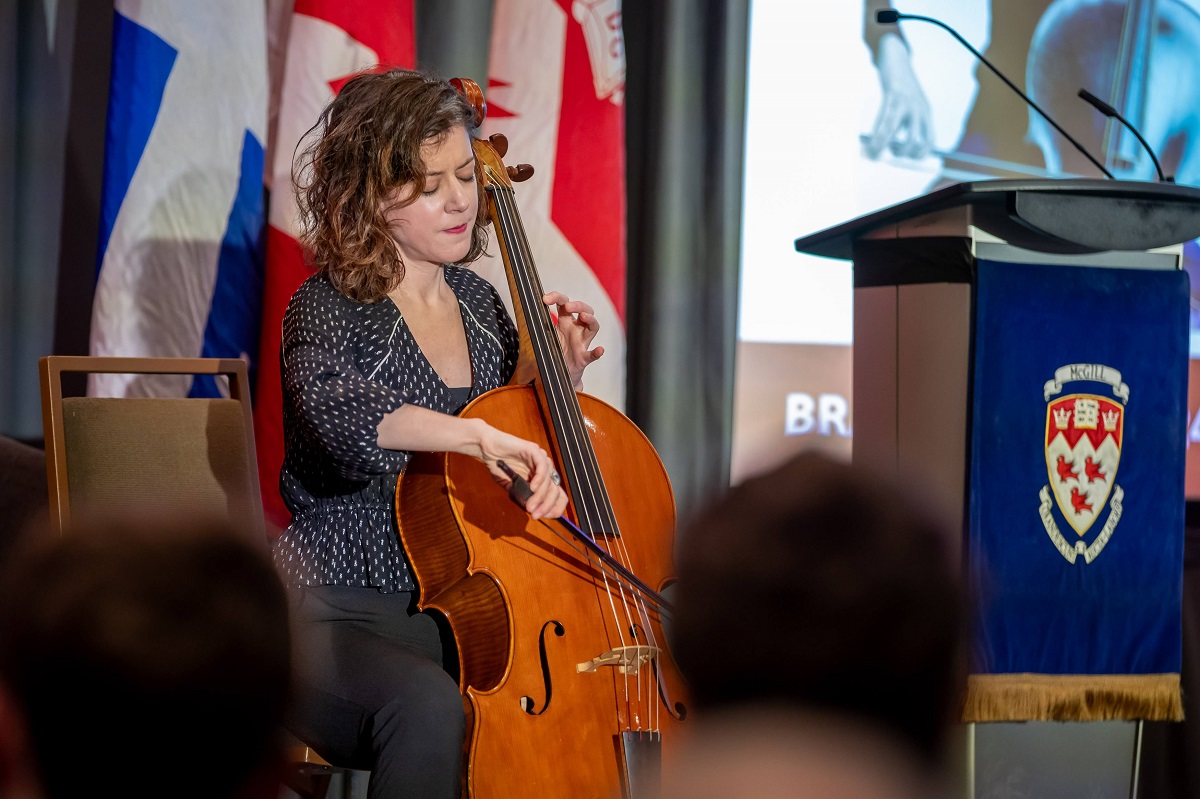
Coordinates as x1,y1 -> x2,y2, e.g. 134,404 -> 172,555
1106,0 -> 1156,170
482,173 -> 622,538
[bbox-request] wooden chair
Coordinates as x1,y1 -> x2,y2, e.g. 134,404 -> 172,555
38,355 -> 339,799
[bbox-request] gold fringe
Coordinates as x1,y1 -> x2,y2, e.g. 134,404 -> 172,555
963,673 -> 1183,723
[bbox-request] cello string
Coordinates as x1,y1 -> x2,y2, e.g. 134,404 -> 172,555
536,518 -> 644,717
492,188 -> 616,554
605,551 -> 644,713
494,187 -> 625,541
488,158 -> 675,729
499,190 -> 616,537
488,179 -> 640,716
637,601 -> 665,732
491,186 -> 661,729
490,185 -> 640,714
494,197 -> 652,671
608,532 -> 657,728
481,184 -> 591,514
490,184 -> 615,534
631,577 -> 664,732
537,516 -> 667,731
533,513 -> 673,616
598,560 -> 635,711
493,188 -> 652,720
490,186 -> 607,531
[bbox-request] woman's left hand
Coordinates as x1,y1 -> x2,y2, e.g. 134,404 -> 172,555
544,291 -> 603,390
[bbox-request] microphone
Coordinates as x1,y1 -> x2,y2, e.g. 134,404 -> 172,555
1077,88 -> 1171,182
875,9 -> 1115,180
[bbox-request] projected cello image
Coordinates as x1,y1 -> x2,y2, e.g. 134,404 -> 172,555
868,0 -> 1200,271
732,0 -> 1200,492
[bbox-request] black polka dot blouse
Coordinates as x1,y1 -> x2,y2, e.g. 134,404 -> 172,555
272,266 -> 519,592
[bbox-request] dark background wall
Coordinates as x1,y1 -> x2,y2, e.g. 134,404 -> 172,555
1,0 -> 94,439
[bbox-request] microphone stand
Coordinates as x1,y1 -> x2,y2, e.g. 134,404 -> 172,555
1078,88 -> 1172,182
877,9 -> 1116,180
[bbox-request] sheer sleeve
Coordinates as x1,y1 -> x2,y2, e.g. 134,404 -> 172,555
864,0 -> 907,62
281,280 -> 410,482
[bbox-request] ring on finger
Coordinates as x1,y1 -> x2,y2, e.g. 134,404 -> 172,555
550,470 -> 561,486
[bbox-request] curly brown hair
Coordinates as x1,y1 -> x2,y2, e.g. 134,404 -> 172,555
293,69 -> 489,303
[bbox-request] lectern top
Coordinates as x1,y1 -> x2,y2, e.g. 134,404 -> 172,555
793,179 -> 1200,260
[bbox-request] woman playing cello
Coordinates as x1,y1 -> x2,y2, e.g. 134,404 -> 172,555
272,68 -> 604,799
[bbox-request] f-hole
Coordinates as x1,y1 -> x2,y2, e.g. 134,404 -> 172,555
653,660 -> 688,722
520,620 -> 564,716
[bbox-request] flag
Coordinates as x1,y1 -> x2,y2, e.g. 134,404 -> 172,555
90,0 -> 268,399
965,258 -> 1187,722
476,0 -> 627,408
255,0 -> 416,528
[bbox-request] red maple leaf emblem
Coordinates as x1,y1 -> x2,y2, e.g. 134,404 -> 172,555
484,78 -> 517,118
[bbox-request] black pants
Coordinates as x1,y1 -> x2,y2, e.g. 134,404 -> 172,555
287,585 -> 465,799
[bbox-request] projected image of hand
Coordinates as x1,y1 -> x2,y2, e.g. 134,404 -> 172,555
865,32 -> 933,160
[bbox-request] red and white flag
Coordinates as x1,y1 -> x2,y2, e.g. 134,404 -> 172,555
476,0 -> 627,408
255,0 -> 416,529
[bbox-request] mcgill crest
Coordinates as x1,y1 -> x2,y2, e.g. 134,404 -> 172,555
1038,364 -> 1128,564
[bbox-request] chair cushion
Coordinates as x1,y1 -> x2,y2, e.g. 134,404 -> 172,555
62,397 -> 257,526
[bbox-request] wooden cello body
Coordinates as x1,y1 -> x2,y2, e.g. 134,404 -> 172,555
397,79 -> 688,799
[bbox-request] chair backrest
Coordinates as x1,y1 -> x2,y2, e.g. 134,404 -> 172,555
39,356 -> 263,540
38,356 -> 337,794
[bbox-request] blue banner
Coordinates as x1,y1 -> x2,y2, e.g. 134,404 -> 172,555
970,259 -> 1187,678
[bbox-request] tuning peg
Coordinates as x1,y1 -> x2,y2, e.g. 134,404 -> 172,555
489,133 -> 508,158
507,164 -> 535,182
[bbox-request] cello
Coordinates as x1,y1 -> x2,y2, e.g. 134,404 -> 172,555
396,78 -> 688,798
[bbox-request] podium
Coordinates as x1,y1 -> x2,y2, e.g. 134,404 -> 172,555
795,179 -> 1200,798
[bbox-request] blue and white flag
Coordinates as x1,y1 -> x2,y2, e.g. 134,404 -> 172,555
90,0 -> 267,398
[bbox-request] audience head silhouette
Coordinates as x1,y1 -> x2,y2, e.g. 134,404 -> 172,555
0,516 -> 290,799
669,452 -> 967,796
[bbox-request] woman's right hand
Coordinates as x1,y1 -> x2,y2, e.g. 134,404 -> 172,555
376,405 -> 568,520
473,421 -> 568,520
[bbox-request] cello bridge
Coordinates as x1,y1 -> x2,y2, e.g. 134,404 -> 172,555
577,645 -> 660,675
